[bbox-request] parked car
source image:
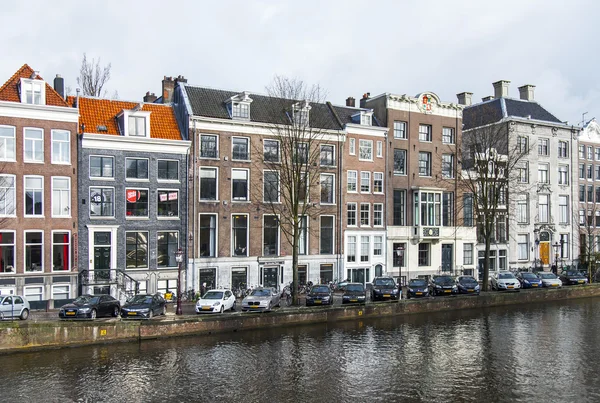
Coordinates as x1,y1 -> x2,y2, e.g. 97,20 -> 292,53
516,272 -> 543,289
406,278 -> 429,299
342,283 -> 366,304
456,276 -> 480,295
371,277 -> 401,301
59,294 -> 120,319
538,272 -> 562,288
489,272 -> 521,291
0,295 -> 30,320
429,275 -> 458,296
559,270 -> 588,286
196,289 -> 236,313
306,284 -> 334,306
120,294 -> 167,319
241,287 -> 280,312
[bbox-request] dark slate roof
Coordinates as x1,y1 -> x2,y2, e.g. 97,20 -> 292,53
463,97 -> 563,130
330,105 -> 384,127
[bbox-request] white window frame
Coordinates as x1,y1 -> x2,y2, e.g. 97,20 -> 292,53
89,155 -> 114,179
347,170 -> 357,193
263,214 -> 280,256
231,214 -> 249,257
359,139 -> 373,161
232,136 -> 250,161
0,174 -> 16,217
298,215 -> 308,255
517,234 -> 529,260
199,213 -> 218,258
24,230 -> 43,272
0,230 -> 16,273
24,175 -> 44,217
157,189 -> 180,219
349,138 -> 356,155
319,215 -> 335,255
125,111 -> 151,138
347,235 -> 356,263
394,121 -> 407,139
320,173 -> 335,205
442,154 -> 454,178
320,144 -> 335,167
24,127 -> 44,163
89,186 -> 115,218
51,230 -> 71,272
376,141 -> 383,158
373,203 -> 383,227
24,286 -> 44,301
373,172 -> 384,193
559,195 -> 569,224
51,176 -> 71,218
538,194 -> 549,223
360,235 -> 370,262
51,129 -> 71,164
231,169 -> 250,202
418,152 -> 432,177
0,125 -> 16,161
360,171 -> 371,193
558,165 -> 569,185
442,127 -> 455,144
538,163 -> 549,184
373,236 -> 383,257
263,170 -> 280,203
360,203 -> 370,226
419,124 -> 432,142
125,157 -> 150,181
125,188 -> 150,219
157,159 -> 180,182
347,203 -> 357,227
263,139 -> 280,163
20,78 -> 45,105
199,167 -> 219,201
52,284 -> 71,300
199,134 -> 219,159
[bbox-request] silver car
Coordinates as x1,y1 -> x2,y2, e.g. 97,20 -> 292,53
242,287 -> 280,312
490,271 -> 521,291
0,295 -> 30,320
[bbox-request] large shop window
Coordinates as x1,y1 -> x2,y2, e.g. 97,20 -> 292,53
263,215 -> 279,256
25,231 -> 43,272
157,231 -> 178,267
52,231 -> 70,271
0,231 -> 15,272
126,231 -> 148,269
232,215 -> 248,256
199,215 -> 216,257
126,189 -> 149,217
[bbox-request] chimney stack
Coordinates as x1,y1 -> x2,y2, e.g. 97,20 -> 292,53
456,92 -> 473,106
143,92 -> 158,103
359,92 -> 370,108
518,84 -> 535,101
482,96 -> 494,102
346,97 -> 355,107
492,80 -> 510,98
162,75 -> 187,103
53,74 -> 65,99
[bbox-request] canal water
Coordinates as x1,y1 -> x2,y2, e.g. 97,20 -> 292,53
2,298 -> 600,403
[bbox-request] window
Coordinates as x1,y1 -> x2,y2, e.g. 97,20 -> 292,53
518,163 -> 528,183
463,193 -> 474,226
0,175 -> 15,216
90,156 -> 114,178
232,102 -> 249,119
320,145 -> 335,166
539,194 -> 549,223
463,244 -> 473,265
320,174 -> 334,204
157,190 -> 179,217
263,215 -> 279,256
125,189 -> 149,217
558,141 -> 568,158
517,195 -> 528,224
359,140 -> 373,160
418,243 -> 430,266
360,203 -> 370,226
349,138 -> 356,155
320,216 -> 334,254
25,176 -> 43,216
419,124 -> 432,142
232,137 -> 249,160
293,142 -> 309,165
376,141 -> 383,158
263,140 -> 280,162
588,146 -> 594,160
419,152 -> 431,176
0,232 -> 15,272
558,165 -> 569,185
200,167 -> 218,200
128,116 -> 146,137
126,158 -> 149,180
518,136 -> 529,154
360,113 -> 372,126
579,164 -> 585,179
579,145 -> 585,159
200,135 -> 218,158
347,203 -> 357,226
580,210 -> 585,225
52,177 -> 70,217
497,216 -> 507,242
373,204 -> 383,226
263,171 -> 280,203
21,79 -> 44,104
90,187 -> 114,217
373,172 -> 383,193
596,166 -> 600,181
293,106 -> 309,126
580,185 -> 586,202
126,231 -> 148,268
498,250 -> 507,270
393,189 -> 405,226
442,192 -> 454,226
358,236 -> 370,262
232,215 -> 248,256
157,231 -> 178,267
559,195 -> 569,224
347,236 -> 356,262
394,149 -> 406,175
538,138 -> 549,155
442,127 -> 455,144
517,234 -> 529,260
232,169 -> 249,201
596,148 -> 600,161
52,285 -> 70,300
589,165 -> 594,180
596,187 -> 600,203
538,164 -> 549,184
560,234 -> 569,259
373,236 -> 383,257
0,126 -> 16,161
299,172 -> 308,203
442,154 -> 454,178
25,287 -> 43,301
51,231 -> 70,271
394,121 -> 407,139
298,216 -> 308,255
158,160 -> 179,181
416,191 -> 441,226
24,128 -> 43,162
51,130 -> 70,164
199,214 -> 216,257
360,172 -> 371,193
25,231 -> 43,272
589,185 -> 594,203
347,170 -> 357,192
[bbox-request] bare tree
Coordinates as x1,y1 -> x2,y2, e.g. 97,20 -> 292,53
577,197 -> 600,282
76,53 -> 112,97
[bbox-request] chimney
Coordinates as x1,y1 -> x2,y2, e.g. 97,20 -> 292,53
346,97 -> 355,107
492,80 -> 510,98
53,74 -> 65,99
482,96 -> 494,102
518,84 -> 535,101
176,75 -> 187,84
456,92 -> 473,106
143,91 -> 158,103
162,76 -> 175,103
359,92 -> 370,108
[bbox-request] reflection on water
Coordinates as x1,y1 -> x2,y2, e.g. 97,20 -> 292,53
2,298 -> 600,402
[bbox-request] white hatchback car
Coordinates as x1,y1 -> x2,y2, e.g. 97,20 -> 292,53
0,295 -> 30,320
490,271 -> 521,291
196,289 -> 236,314
538,272 -> 563,288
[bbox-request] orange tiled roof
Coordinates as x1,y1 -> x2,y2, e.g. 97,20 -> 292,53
78,97 -> 183,140
0,64 -> 69,107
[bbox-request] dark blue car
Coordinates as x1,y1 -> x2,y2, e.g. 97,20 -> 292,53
516,272 -> 543,289
456,276 -> 480,295
406,278 -> 429,299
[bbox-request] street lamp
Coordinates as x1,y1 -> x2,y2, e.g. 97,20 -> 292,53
552,242 -> 560,275
175,247 -> 184,315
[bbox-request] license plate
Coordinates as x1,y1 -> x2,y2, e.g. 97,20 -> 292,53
552,284 -> 558,287
383,294 -> 391,297
66,311 -> 75,316
507,286 -> 514,289
416,292 -> 422,295
202,306 -> 211,310
127,312 -> 137,316
578,280 -> 584,283
444,290 -> 451,293
350,299 -> 358,302
532,284 -> 538,287
314,300 -> 322,304
468,289 -> 474,292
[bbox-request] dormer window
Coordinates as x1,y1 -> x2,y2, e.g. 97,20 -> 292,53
20,79 -> 45,105
292,100 -> 311,127
227,92 -> 253,121
117,108 -> 151,138
351,110 -> 373,126
128,116 -> 146,137
360,113 -> 372,126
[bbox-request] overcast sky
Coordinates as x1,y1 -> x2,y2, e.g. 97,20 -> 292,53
2,0 -> 598,125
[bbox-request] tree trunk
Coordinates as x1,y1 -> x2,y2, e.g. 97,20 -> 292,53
482,237 -> 491,291
292,226 -> 299,306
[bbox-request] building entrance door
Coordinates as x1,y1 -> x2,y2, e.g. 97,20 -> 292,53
199,268 -> 216,291
348,268 -> 369,285
442,244 -> 453,273
262,266 -> 278,289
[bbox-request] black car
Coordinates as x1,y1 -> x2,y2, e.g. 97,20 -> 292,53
429,275 -> 458,296
342,283 -> 366,304
59,294 -> 120,319
306,285 -> 334,306
121,294 -> 167,319
559,270 -> 589,286
371,277 -> 400,301
455,276 -> 480,295
406,278 -> 429,299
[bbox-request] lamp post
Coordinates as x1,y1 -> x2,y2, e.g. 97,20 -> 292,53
533,228 -> 540,272
552,242 -> 560,275
175,247 -> 184,315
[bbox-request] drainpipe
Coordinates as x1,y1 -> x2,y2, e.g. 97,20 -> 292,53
192,118 -> 197,291
338,129 -> 343,282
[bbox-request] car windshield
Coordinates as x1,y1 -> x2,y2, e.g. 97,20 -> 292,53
434,276 -> 453,284
346,284 -> 364,292
565,271 -> 580,276
74,296 -> 99,304
203,291 -> 224,300
409,279 -> 427,286
522,273 -> 538,279
312,286 -> 330,293
498,273 -> 515,279
250,289 -> 271,297
459,277 -> 477,284
374,278 -> 395,286
129,295 -> 152,304
539,273 -> 557,279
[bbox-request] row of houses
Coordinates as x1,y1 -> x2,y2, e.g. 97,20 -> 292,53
0,64 -> 593,302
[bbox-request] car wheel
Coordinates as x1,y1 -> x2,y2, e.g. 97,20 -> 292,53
112,306 -> 120,317
162,305 -> 167,315
90,309 -> 97,320
19,309 -> 29,321
267,302 -> 272,312
220,306 -> 224,314
232,301 -> 237,311
147,309 -> 153,319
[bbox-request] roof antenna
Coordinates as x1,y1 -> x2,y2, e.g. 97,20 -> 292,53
581,112 -> 588,127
